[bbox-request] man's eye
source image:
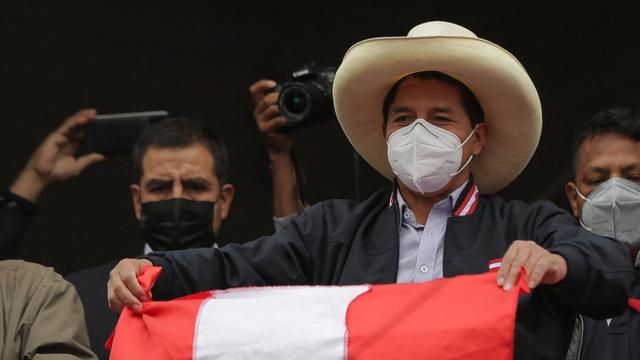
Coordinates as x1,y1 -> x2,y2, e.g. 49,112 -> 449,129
394,115 -> 413,123
186,183 -> 209,192
432,115 -> 451,122
586,178 -> 605,186
149,185 -> 168,193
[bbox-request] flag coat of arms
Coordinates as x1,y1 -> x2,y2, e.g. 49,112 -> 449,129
108,266 -> 528,359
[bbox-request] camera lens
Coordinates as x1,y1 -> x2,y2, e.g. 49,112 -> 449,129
284,89 -> 307,114
279,83 -> 313,124
276,64 -> 337,131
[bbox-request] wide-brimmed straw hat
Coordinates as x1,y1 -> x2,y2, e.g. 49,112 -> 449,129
333,21 -> 542,194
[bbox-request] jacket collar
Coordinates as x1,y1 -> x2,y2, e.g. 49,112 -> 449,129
452,180 -> 480,217
388,177 -> 479,217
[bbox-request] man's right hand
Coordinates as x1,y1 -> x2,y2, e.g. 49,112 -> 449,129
9,109 -> 105,202
107,258 -> 153,312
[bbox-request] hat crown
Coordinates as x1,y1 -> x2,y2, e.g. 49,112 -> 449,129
407,21 -> 477,39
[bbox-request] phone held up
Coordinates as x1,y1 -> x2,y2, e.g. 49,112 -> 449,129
82,111 -> 169,155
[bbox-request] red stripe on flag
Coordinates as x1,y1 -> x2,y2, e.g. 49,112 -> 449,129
108,267 -> 212,360
346,269 -> 529,359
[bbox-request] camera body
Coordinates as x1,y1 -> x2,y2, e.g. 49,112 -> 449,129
277,63 -> 336,131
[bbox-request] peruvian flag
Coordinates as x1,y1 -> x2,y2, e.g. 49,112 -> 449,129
107,267 -> 529,359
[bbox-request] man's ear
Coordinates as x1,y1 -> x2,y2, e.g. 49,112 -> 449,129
472,123 -> 488,156
131,184 -> 142,220
565,181 -> 580,218
218,183 -> 235,221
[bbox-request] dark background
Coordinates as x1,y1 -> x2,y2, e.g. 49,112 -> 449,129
1,2 -> 639,275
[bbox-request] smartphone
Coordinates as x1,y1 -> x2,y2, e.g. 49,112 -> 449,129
85,111 -> 168,154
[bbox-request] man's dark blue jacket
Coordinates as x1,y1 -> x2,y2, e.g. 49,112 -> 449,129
146,181 -> 633,360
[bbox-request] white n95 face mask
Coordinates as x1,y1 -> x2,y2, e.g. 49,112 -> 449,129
387,118 -> 476,194
577,177 -> 640,249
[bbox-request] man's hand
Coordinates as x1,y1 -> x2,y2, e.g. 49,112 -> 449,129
497,240 -> 568,291
10,109 -> 105,202
250,79 -> 294,158
107,258 -> 153,312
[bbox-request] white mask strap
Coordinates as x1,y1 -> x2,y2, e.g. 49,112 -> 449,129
575,187 -> 589,202
457,125 -> 479,149
578,217 -> 593,232
575,189 -> 592,231
449,155 -> 474,177
448,125 -> 479,177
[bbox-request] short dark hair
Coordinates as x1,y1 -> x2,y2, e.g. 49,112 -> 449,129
132,117 -> 229,185
382,71 -> 485,131
571,107 -> 640,177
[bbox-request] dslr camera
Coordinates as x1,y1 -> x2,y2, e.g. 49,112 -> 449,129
277,63 -> 336,130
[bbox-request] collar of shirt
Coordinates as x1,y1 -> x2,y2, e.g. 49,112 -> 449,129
396,180 -> 469,228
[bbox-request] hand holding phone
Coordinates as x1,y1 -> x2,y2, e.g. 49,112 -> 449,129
11,109 -> 105,202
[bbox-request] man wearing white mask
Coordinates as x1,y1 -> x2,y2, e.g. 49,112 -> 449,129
107,21 -> 632,359
564,108 -> 640,360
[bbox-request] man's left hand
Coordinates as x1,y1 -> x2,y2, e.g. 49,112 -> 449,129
497,240 -> 568,291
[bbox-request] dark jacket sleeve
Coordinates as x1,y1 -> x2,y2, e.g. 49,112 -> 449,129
512,199 -> 633,319
145,201 -> 329,300
0,190 -> 37,259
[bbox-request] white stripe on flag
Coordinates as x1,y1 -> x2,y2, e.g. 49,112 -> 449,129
194,285 -> 370,360
489,262 -> 502,270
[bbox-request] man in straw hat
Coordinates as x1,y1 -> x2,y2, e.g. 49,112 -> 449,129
107,21 -> 632,359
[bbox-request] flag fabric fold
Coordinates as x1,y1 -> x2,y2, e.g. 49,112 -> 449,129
108,267 -> 529,360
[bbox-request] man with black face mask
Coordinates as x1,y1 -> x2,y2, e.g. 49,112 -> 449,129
1,112 -> 234,357
129,117 -> 234,252
139,198 -> 218,251
66,117 -> 234,358
1,112 -> 234,258
564,108 -> 640,360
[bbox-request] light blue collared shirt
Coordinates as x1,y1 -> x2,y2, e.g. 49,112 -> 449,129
395,181 -> 468,283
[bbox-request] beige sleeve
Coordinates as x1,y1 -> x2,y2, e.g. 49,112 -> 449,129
22,276 -> 97,360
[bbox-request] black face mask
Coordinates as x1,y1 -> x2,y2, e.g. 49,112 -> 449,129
139,198 -> 217,251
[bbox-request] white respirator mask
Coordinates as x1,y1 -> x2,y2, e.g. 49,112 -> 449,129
387,118 -> 477,194
577,177 -> 640,253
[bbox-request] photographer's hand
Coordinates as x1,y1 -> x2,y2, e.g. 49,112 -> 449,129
10,109 -> 105,202
250,79 -> 294,158
249,79 -> 303,218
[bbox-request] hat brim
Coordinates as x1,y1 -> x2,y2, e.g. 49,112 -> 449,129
333,36 -> 542,194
